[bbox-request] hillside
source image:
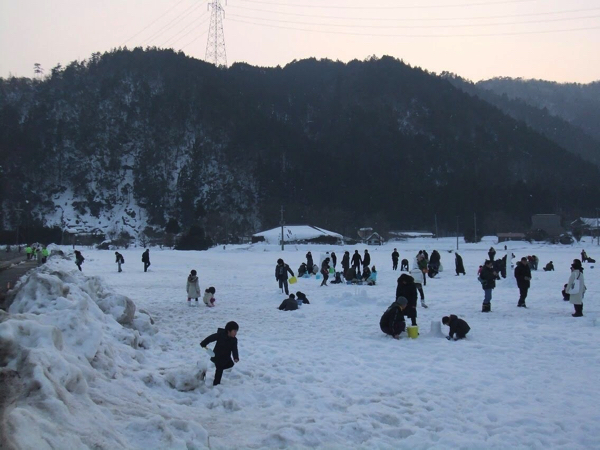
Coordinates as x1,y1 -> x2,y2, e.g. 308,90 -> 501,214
1,49 -> 599,244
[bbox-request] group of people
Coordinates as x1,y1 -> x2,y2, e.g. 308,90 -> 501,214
186,269 -> 217,307
24,244 -> 49,265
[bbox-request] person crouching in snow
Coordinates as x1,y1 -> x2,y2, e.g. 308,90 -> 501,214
442,315 -> 470,340
186,270 -> 201,304
296,291 -> 310,304
279,294 -> 298,311
203,286 -> 216,307
200,321 -> 239,386
380,297 -> 408,339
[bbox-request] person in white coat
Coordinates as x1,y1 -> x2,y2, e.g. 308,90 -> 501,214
566,259 -> 586,317
187,270 -> 201,304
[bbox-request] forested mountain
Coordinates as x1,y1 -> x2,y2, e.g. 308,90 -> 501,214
1,49 -> 599,244
444,74 -> 600,168
476,78 -> 600,143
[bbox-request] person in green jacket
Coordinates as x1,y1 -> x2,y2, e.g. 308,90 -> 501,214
25,245 -> 32,260
42,247 -> 50,263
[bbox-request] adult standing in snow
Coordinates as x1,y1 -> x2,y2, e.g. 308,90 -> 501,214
351,250 -> 362,278
514,257 -> 532,308
331,252 -> 337,270
363,249 -> 371,272
187,270 -> 201,304
25,245 -> 32,260
320,257 -> 330,287
581,250 -> 588,263
142,249 -> 151,272
479,260 -> 497,312
306,251 -> 314,272
380,297 -> 408,339
341,251 -> 350,274
74,250 -> 85,271
41,247 -> 49,263
396,273 -> 419,326
275,258 -> 294,295
455,253 -> 466,276
115,251 -> 124,273
417,253 -> 428,286
391,248 -> 399,270
200,321 -> 239,386
566,259 -> 586,317
428,250 -> 441,278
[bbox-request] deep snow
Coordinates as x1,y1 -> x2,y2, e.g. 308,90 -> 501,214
2,238 -> 599,449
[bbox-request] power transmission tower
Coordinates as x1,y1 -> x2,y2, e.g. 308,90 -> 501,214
205,0 -> 227,67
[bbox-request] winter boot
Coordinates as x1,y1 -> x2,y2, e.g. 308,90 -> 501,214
421,300 -> 428,308
482,303 -> 491,313
572,304 -> 583,317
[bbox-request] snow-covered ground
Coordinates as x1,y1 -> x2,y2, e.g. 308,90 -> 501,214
2,238 -> 599,449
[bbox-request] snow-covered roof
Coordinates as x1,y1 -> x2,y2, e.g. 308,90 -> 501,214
572,218 -> 600,228
252,225 -> 342,243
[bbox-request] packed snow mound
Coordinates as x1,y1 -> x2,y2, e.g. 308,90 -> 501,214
0,259 -> 208,449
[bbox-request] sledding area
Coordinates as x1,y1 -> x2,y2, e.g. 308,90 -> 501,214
1,238 -> 599,449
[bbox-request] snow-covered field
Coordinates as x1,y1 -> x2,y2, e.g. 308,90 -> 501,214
2,238 -> 599,449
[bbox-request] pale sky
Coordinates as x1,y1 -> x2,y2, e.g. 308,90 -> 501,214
1,0 -> 599,83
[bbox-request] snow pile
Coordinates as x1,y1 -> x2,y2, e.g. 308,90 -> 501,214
253,225 -> 342,243
0,259 -> 208,449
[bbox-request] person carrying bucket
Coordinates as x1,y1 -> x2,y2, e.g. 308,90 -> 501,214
275,258 -> 294,295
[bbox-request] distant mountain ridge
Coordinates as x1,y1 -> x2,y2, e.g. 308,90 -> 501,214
1,49 -> 599,243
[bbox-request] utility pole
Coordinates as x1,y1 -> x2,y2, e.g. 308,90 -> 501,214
205,0 -> 227,67
596,208 -> 599,246
434,214 -> 438,240
474,213 -> 477,242
456,216 -> 459,250
280,205 -> 285,251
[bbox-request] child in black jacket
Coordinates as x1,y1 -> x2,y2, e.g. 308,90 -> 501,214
200,321 -> 239,386
442,315 -> 470,340
380,297 -> 408,339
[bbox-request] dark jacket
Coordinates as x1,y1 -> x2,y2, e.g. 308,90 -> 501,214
392,251 -> 399,261
430,250 -> 441,265
342,253 -> 350,270
396,274 -> 418,308
320,259 -> 330,275
298,263 -> 308,277
275,263 -> 294,280
115,252 -> 124,263
296,292 -> 310,304
362,266 -> 371,280
279,297 -> 298,311
75,252 -> 85,264
200,328 -> 239,367
447,315 -> 470,338
331,253 -> 337,266
380,302 -> 406,336
142,250 -> 150,263
514,261 -> 532,288
363,252 -> 371,266
345,267 -> 357,280
455,254 -> 465,272
479,265 -> 496,289
306,252 -> 313,268
351,252 -> 362,267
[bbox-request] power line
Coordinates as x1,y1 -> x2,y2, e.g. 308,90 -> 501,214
226,16 -> 600,37
226,12 -> 600,29
228,0 -> 536,10
168,15 -> 211,47
227,4 -> 600,23
123,0 -> 190,46
181,31 -> 209,51
144,1 -> 205,46
162,10 -> 209,47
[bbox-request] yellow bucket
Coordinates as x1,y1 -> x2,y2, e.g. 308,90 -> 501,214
407,326 -> 419,339
288,276 -> 298,285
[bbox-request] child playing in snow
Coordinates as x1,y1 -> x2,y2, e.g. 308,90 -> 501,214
203,287 -> 216,307
200,321 -> 239,386
442,315 -> 471,340
186,270 -> 201,304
